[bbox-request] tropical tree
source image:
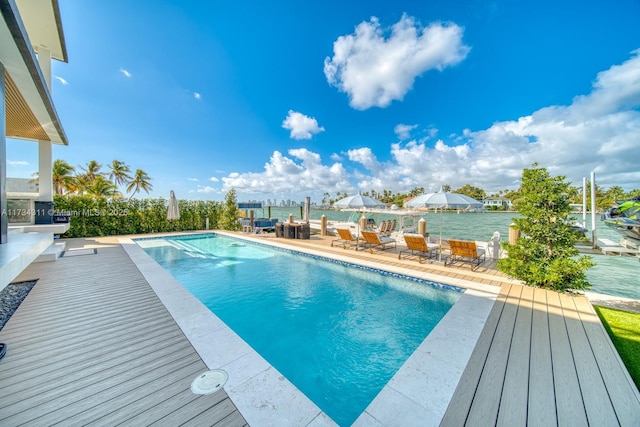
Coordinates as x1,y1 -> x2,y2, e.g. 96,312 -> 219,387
85,175 -> 119,197
52,159 -> 76,195
125,169 -> 153,200
219,188 -> 240,231
497,164 -> 594,291
454,184 -> 486,201
108,160 -> 132,188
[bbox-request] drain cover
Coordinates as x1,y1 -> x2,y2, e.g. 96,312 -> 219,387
191,369 -> 228,395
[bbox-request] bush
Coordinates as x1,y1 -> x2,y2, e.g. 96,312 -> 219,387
54,195 -> 221,237
497,164 -> 594,291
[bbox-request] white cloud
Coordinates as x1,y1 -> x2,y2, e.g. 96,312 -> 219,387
194,92 -> 201,100
324,14 -> 470,110
188,177 -> 199,182
119,68 -> 132,78
223,50 -> 640,201
54,75 -> 68,85
281,110 -> 325,140
8,160 -> 29,166
195,185 -> 217,193
394,124 -> 418,140
209,176 -> 219,182
222,149 -> 351,196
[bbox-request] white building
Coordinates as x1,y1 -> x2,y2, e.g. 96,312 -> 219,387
1,0 -> 70,290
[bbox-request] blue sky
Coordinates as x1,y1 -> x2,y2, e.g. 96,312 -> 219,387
7,0 -> 640,203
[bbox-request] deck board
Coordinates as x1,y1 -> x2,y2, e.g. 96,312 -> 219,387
441,283 -> 640,427
0,245 -> 246,426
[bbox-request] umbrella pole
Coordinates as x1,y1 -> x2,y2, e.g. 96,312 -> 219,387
439,208 -> 443,262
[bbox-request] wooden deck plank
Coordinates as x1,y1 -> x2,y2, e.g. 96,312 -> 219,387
0,327 -> 184,397
0,316 -> 178,380
183,398 -> 249,427
527,287 -> 556,427
439,284 -> 511,426
546,290 -> 589,426
559,292 -> 619,425
496,284 -> 534,427
0,339 -> 195,420
572,296 -> 640,426
70,361 -> 205,426
0,245 -> 243,426
465,284 -> 522,425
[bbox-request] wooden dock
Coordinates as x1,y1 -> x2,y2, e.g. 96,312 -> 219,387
0,245 -> 247,426
440,283 -> 640,426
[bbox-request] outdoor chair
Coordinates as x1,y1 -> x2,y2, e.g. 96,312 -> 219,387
445,239 -> 486,268
360,230 -> 397,254
399,234 -> 439,263
331,228 -> 360,250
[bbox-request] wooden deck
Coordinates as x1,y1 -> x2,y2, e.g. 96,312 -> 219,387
440,283 -> 640,427
0,245 -> 247,426
1,232 -> 639,426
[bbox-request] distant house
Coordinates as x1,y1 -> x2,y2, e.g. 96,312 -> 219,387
483,197 -> 512,210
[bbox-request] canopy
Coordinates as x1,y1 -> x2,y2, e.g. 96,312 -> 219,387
404,187 -> 484,210
334,194 -> 386,209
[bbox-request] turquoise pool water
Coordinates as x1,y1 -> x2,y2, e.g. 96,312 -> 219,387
138,234 -> 462,426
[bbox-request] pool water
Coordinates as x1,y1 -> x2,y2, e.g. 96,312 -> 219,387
138,234 -> 462,425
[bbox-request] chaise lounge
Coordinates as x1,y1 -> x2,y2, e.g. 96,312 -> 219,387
360,230 -> 397,253
399,234 -> 439,263
444,239 -> 486,268
331,228 -> 360,250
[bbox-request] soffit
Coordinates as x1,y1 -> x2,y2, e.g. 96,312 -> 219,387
1,0 -> 67,145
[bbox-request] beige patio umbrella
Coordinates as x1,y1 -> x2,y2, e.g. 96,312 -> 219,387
167,190 -> 180,221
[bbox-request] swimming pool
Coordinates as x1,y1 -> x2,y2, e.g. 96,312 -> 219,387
137,233 -> 462,425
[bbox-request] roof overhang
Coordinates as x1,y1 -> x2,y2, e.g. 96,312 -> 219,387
1,0 -> 68,145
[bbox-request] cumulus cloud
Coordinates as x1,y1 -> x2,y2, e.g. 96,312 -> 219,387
119,68 -> 132,78
8,160 -> 29,166
394,124 -> 418,140
209,176 -> 219,182
54,75 -> 68,85
324,14 -> 470,109
194,92 -> 201,100
188,177 -> 199,182
223,50 -> 640,200
281,110 -> 325,139
195,185 -> 217,193
222,149 -> 351,196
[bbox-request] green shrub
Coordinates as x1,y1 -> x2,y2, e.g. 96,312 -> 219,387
54,195 -> 221,237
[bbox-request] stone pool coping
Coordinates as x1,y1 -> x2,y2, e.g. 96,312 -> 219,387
120,231 -> 500,426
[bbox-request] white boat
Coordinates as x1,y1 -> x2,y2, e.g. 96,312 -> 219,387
309,207 -> 426,243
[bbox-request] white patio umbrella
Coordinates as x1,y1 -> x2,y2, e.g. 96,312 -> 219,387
167,190 -> 180,221
404,187 -> 484,260
333,193 -> 386,209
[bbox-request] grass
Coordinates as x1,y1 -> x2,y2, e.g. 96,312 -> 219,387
594,305 -> 640,390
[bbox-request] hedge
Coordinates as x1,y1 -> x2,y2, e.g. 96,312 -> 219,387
53,195 -> 222,238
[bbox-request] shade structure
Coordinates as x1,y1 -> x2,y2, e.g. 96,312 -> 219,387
404,187 -> 483,261
404,187 -> 484,210
167,190 -> 180,221
333,194 -> 386,209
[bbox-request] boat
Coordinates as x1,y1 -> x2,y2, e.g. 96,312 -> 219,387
309,207 -> 426,243
601,196 -> 640,241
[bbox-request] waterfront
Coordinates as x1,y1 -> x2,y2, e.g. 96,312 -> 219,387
257,207 -> 639,300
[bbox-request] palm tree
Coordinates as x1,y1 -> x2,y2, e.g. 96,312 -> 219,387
86,176 -> 119,197
126,169 -> 153,200
52,159 -> 76,195
108,160 -> 132,187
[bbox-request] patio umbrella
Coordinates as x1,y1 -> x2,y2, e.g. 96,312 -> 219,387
333,193 -> 386,209
167,190 -> 180,221
404,187 -> 484,260
404,186 -> 484,211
